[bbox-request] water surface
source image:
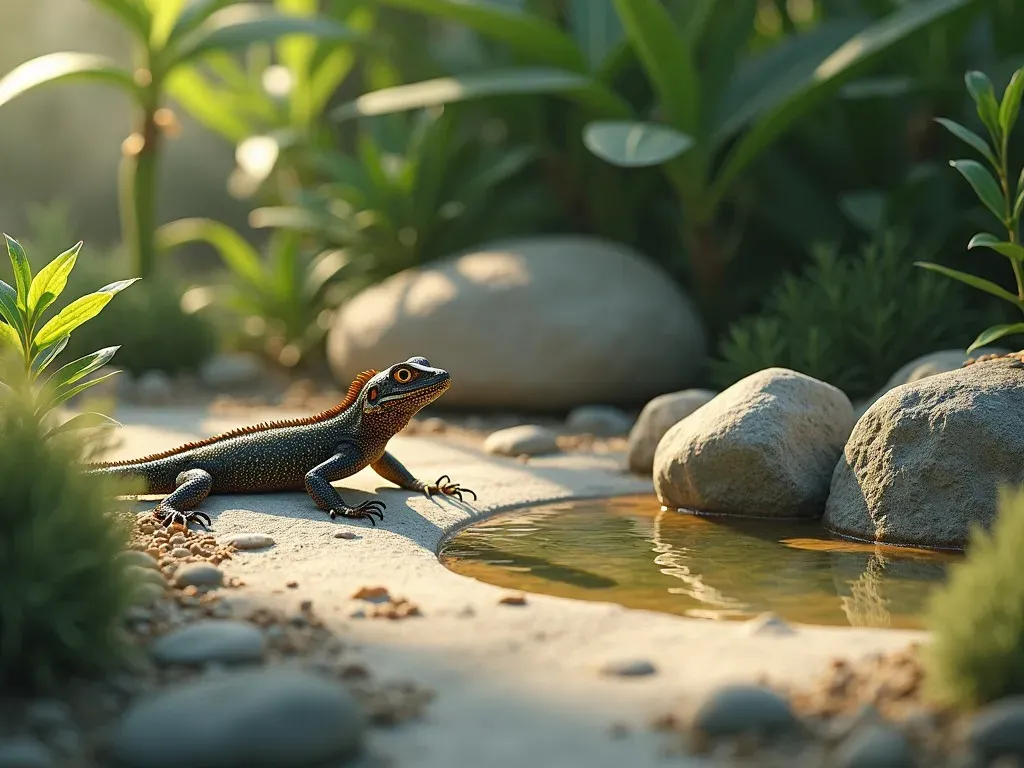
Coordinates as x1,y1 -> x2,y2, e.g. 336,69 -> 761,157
440,495 -> 960,629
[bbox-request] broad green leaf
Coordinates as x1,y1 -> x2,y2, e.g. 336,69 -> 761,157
33,279 -> 139,350
934,117 -> 997,166
376,0 -> 587,72
0,280 -> 24,343
675,0 -> 717,46
331,68 -> 632,122
583,120 -> 694,167
950,159 -> 1007,222
0,53 -> 138,109
40,370 -> 121,414
4,235 -> 31,310
1000,67 -> 1024,137
0,322 -> 18,349
966,70 -> 1002,140
710,0 -> 979,208
157,218 -> 266,289
164,66 -> 252,143
27,241 -> 81,324
567,0 -> 624,71
967,322 -> 1024,353
612,0 -> 698,134
30,335 -> 69,376
45,346 -> 120,392
968,232 -> 1024,261
165,5 -> 360,67
165,0 -> 233,46
44,411 -> 122,441
91,0 -> 152,42
914,261 -> 1022,306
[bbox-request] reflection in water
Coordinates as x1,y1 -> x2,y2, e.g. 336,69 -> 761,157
439,495 -> 961,629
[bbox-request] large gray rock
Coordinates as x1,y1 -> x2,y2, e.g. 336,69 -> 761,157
825,357 -> 1024,549
863,347 -> 1009,409
654,369 -> 854,518
325,236 -> 706,410
627,389 -> 716,475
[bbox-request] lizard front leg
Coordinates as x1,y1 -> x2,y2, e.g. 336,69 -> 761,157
371,451 -> 477,502
305,444 -> 386,525
154,469 -> 214,530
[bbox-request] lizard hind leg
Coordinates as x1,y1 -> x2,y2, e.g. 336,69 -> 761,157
154,468 -> 214,531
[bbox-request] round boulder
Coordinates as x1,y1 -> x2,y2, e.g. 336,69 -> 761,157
627,389 -> 717,475
824,357 -> 1024,549
653,368 -> 854,518
325,236 -> 706,410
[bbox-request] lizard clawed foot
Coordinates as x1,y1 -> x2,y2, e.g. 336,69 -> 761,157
329,499 -> 386,526
424,474 -> 477,502
153,507 -> 212,531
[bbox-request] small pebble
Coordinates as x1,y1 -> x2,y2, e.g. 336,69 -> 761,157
600,659 -> 657,677
286,581 -> 298,589
744,612 -> 796,636
150,620 -> 265,666
174,563 -> 224,589
127,565 -> 166,587
170,547 -> 192,558
119,550 -> 160,570
169,533 -> 187,546
968,695 -> 1024,762
352,586 -> 390,602
334,531 -> 357,540
499,594 -> 527,606
0,736 -> 53,768
832,723 -> 915,768
483,425 -> 559,457
130,582 -> 166,608
691,684 -> 801,740
110,668 -> 365,767
565,405 -> 633,436
219,533 -> 275,551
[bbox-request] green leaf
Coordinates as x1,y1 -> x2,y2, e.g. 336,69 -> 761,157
40,370 -> 121,414
0,53 -> 138,109
1015,188 -> 1024,221
165,0 -> 233,46
612,0 -> 698,134
0,280 -> 25,344
967,232 -> 1024,261
950,159 -> 1007,223
0,322 -> 19,349
164,5 -> 360,67
710,0 -> 979,208
30,335 -> 69,376
4,235 -> 32,311
156,218 -> 266,289
583,120 -> 694,167
375,0 -> 587,72
91,0 -> 152,42
966,70 -> 1002,141
163,66 -> 252,143
44,411 -> 122,441
331,68 -> 632,122
1000,67 -> 1024,138
934,117 -> 997,166
566,0 -> 625,71
966,323 -> 1024,353
45,346 -> 121,393
914,261 -> 1022,306
27,241 -> 81,325
33,279 -> 139,351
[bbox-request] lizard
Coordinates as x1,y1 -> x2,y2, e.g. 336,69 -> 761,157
86,356 -> 476,530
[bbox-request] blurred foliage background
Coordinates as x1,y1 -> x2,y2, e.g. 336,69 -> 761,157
0,0 -> 1022,402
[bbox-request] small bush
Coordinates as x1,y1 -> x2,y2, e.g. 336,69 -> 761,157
923,487 -> 1024,709
0,387 -> 138,691
710,234 -> 994,400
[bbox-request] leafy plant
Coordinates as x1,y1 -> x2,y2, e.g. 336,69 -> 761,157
916,66 -> 1024,352
0,381 -> 138,692
330,0 -> 982,316
250,106 -> 547,281
711,233 -> 988,400
0,235 -> 137,438
923,486 -> 1024,708
0,0 -> 360,278
156,220 -> 341,368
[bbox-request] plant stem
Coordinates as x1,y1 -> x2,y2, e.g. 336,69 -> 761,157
118,64 -> 162,280
997,132 -> 1024,311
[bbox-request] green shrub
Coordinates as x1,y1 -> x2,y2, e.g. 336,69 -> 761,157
923,487 -> 1024,709
0,385 -> 138,691
710,234 -> 992,400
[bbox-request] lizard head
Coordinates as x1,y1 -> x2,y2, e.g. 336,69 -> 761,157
360,357 -> 451,421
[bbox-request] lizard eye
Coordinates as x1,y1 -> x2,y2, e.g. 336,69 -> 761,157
367,386 -> 379,403
393,367 -> 413,384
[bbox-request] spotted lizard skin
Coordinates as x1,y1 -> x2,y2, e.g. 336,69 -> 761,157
87,356 -> 475,529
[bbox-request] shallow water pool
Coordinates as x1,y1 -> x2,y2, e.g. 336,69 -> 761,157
439,495 -> 960,629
